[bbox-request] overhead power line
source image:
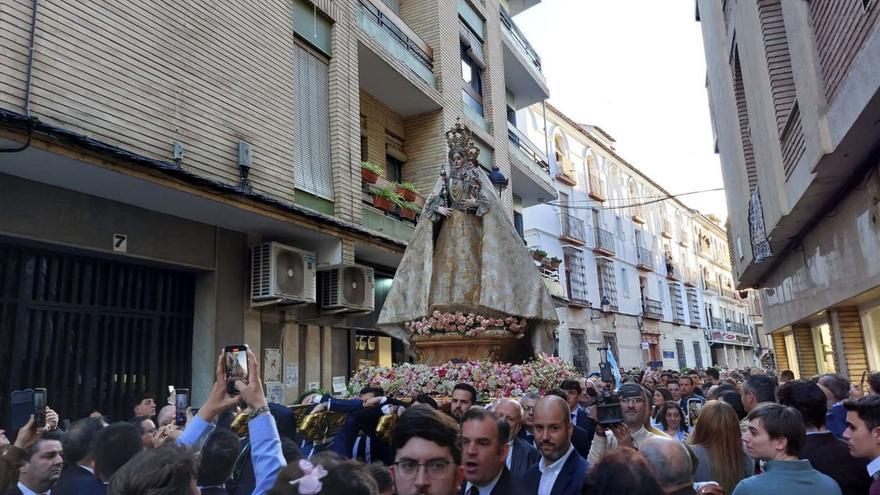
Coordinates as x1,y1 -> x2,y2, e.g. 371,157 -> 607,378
544,187 -> 726,211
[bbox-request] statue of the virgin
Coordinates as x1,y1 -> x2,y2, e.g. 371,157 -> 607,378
377,123 -> 558,359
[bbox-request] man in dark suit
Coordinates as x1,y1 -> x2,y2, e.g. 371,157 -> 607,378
459,408 -> 528,495
842,396 -> 880,495
517,393 -> 540,447
6,433 -> 64,495
778,380 -> 870,495
819,373 -> 851,439
54,417 -> 106,495
524,396 -> 589,495
196,427 -> 241,495
493,399 -> 540,481
545,387 -> 594,459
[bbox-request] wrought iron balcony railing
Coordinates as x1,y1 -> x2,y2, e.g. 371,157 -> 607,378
642,297 -> 663,319
593,227 -> 615,255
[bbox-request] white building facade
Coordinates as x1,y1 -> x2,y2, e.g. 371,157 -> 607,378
515,103 -> 758,372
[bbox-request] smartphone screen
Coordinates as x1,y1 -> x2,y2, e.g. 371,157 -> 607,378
687,399 -> 703,427
33,389 -> 46,428
224,345 -> 249,395
174,388 -> 189,426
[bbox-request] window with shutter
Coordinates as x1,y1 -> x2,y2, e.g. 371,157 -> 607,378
596,258 -> 618,311
293,44 -> 333,200
570,329 -> 589,374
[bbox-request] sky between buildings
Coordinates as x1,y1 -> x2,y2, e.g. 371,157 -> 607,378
516,0 -> 728,219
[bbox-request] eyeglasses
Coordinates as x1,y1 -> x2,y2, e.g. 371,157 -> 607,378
393,459 -> 454,480
621,398 -> 645,405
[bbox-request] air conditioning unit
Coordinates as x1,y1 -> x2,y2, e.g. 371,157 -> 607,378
250,242 -> 316,306
318,264 -> 375,312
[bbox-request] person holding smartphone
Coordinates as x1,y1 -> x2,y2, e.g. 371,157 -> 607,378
175,348 -> 284,495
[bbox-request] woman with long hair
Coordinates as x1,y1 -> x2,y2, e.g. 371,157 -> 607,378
652,387 -> 673,424
687,400 -> 753,495
656,402 -> 688,442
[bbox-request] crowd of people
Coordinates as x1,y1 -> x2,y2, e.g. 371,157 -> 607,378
3,360 -> 880,495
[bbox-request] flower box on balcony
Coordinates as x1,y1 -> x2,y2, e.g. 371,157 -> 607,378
530,249 -> 547,262
545,257 -> 562,270
396,182 -> 418,202
362,162 -> 382,184
371,184 -> 401,213
372,195 -> 395,211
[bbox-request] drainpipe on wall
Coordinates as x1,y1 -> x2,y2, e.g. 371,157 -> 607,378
0,0 -> 39,153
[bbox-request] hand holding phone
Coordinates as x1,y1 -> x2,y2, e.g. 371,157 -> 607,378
33,389 -> 47,429
224,345 -> 249,396
174,389 -> 189,426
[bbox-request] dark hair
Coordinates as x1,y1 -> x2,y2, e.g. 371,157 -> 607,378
452,383 -> 477,404
679,376 -> 694,387
197,428 -> 241,486
560,379 -> 582,394
667,380 -> 680,387
868,373 -> 880,396
392,404 -> 461,464
780,370 -> 795,381
706,368 -> 720,380
718,391 -> 747,421
746,403 -> 806,456
414,393 -> 439,409
94,422 -> 143,481
654,387 -> 673,403
461,408 -> 509,447
24,431 -> 63,461
108,444 -> 196,495
132,393 -> 155,411
657,402 -> 688,433
583,447 -> 663,495
367,463 -> 392,492
818,373 -> 850,402
128,416 -> 152,433
62,417 -> 105,464
544,388 -> 567,401
843,395 -> 880,431
776,380 -> 827,429
743,375 -> 777,404
359,386 -> 385,397
269,452 -> 378,495
708,383 -> 738,400
280,437 -> 303,463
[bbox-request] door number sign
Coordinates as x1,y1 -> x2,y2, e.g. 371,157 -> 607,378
113,234 -> 128,253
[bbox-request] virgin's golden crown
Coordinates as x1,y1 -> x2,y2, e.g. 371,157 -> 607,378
445,121 -> 480,161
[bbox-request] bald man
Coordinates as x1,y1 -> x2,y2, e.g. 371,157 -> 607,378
523,396 -> 589,495
641,437 -> 724,495
494,399 -> 540,480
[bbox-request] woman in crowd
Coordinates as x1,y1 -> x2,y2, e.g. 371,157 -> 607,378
656,402 -> 688,442
652,387 -> 673,425
687,400 -> 753,495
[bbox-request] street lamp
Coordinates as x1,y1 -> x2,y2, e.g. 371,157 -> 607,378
488,165 -> 509,196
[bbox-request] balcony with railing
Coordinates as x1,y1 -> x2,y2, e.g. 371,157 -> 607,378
356,0 -> 441,116
636,247 -> 655,271
539,264 -> 565,300
730,321 -> 751,336
632,205 -> 646,224
703,277 -> 719,293
500,6 -> 549,109
642,297 -> 663,320
663,258 -> 680,281
593,227 -> 615,256
678,228 -> 689,247
720,285 -> 737,300
711,317 -> 724,330
559,213 -> 586,246
683,267 -> 697,287
661,218 -> 673,239
588,169 -> 606,202
507,122 -> 555,206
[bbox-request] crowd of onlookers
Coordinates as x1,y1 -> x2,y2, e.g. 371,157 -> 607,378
3,360 -> 880,495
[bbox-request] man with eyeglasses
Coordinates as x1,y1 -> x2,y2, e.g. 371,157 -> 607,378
390,404 -> 464,495
588,383 -> 660,464
517,393 -> 540,447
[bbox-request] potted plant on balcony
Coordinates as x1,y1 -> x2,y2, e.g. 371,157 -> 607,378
397,201 -> 420,222
396,181 -> 418,202
361,161 -> 383,184
530,248 -> 547,262
545,256 -> 562,270
371,185 -> 400,213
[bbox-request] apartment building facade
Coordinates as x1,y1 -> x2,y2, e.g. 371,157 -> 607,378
697,0 -> 880,382
0,0 -> 549,423
518,103 -> 757,372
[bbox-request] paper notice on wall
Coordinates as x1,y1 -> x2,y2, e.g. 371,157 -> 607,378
332,376 -> 346,394
264,348 -> 282,382
266,381 -> 284,404
285,364 -> 298,388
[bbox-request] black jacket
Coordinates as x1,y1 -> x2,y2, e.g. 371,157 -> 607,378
800,431 -> 871,495
523,450 -> 589,495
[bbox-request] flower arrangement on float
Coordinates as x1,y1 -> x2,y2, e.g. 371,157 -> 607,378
404,311 -> 528,338
350,353 -> 577,400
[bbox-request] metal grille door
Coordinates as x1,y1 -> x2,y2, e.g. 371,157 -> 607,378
0,243 -> 194,426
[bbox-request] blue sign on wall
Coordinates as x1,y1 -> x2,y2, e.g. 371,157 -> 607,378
662,351 -> 675,359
